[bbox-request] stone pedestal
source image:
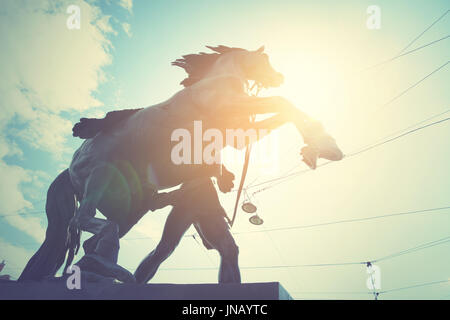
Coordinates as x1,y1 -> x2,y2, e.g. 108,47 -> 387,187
0,280 -> 292,300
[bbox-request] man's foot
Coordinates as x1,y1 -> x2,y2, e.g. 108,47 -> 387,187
75,254 -> 136,283
82,271 -> 115,284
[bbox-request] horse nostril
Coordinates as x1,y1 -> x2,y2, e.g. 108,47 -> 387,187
279,74 -> 284,84
275,73 -> 284,85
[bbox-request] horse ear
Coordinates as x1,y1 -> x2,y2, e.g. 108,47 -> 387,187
256,45 -> 265,53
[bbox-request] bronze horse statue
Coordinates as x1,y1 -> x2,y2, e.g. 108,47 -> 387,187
19,45 -> 343,283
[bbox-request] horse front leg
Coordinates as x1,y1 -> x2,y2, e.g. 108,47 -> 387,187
238,96 -> 322,137
231,96 -> 344,163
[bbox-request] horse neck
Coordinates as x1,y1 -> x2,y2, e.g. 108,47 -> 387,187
205,54 -> 247,85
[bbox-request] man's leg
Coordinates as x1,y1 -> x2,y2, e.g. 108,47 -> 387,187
190,179 -> 241,283
196,213 -> 241,283
134,205 -> 193,284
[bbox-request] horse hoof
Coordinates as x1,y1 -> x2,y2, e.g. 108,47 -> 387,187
117,270 -> 136,284
308,134 -> 344,162
76,254 -> 136,284
82,271 -> 115,284
301,146 -> 318,169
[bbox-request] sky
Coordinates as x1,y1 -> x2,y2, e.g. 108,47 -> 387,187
0,0 -> 449,299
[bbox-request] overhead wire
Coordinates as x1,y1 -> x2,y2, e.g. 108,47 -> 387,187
245,116 -> 450,194
397,9 -> 449,54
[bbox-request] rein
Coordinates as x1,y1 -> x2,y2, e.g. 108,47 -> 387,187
228,82 -> 261,227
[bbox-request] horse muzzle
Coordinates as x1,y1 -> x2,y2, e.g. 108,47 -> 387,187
261,72 -> 284,88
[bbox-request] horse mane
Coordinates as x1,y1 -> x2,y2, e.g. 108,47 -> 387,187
72,46 -> 248,139
172,45 -> 246,87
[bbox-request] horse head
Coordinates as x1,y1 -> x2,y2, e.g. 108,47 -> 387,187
234,45 -> 284,88
172,45 -> 284,89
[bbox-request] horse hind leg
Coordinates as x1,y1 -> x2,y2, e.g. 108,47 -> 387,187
73,165 -> 135,283
76,217 -> 135,283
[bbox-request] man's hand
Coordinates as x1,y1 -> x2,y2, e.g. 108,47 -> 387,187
67,215 -> 82,254
216,167 -> 235,193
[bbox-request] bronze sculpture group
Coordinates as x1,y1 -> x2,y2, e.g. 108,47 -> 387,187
19,45 -> 343,284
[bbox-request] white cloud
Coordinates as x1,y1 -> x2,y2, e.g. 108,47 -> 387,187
0,138 -> 46,242
0,0 -> 115,155
3,215 -> 45,244
0,137 -> 23,160
122,22 -> 132,37
0,237 -> 36,279
0,0 -> 124,247
118,0 -> 133,13
15,112 -> 73,158
0,160 -> 32,214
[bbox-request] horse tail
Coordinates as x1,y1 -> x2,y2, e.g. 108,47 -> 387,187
18,169 -> 76,282
72,108 -> 143,139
